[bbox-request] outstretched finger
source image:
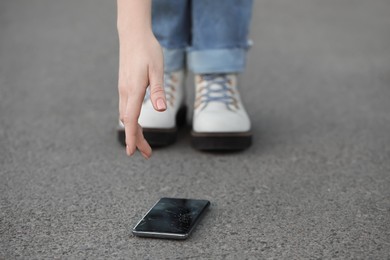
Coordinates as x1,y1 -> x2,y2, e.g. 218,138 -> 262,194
118,89 -> 127,123
136,124 -> 152,159
123,88 -> 144,156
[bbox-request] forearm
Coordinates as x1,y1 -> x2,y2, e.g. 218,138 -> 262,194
117,0 -> 152,37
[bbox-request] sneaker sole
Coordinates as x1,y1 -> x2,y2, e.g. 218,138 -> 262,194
191,131 -> 252,151
117,106 -> 187,147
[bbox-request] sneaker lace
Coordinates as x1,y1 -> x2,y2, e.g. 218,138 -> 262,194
195,74 -> 239,111
144,73 -> 177,106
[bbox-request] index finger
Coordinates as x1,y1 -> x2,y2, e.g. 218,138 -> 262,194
123,87 -> 145,156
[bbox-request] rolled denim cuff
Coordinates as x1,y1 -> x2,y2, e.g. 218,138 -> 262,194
163,48 -> 185,72
187,48 -> 248,74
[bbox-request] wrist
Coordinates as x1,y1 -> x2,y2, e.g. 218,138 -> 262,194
117,25 -> 152,37
117,0 -> 152,37
117,29 -> 156,47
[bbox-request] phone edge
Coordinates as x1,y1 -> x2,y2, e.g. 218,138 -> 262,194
132,198 -> 211,240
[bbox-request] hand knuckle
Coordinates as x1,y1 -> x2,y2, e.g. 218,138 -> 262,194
122,115 -> 132,124
151,85 -> 164,95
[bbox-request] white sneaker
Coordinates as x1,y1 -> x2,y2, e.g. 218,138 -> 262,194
191,73 -> 252,150
118,70 -> 186,146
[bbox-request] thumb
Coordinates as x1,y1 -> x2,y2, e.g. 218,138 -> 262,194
149,63 -> 166,112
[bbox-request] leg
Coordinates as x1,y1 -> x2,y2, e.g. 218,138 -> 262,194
188,0 -> 253,73
188,0 -> 254,150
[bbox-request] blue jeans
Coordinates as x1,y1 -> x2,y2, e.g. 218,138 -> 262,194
152,0 -> 253,74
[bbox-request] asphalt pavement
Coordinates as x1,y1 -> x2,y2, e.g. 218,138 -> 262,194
1,0 -> 390,258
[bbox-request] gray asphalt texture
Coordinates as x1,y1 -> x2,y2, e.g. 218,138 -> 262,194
1,0 -> 390,259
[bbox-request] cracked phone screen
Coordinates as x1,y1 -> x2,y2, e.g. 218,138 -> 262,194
135,198 -> 210,234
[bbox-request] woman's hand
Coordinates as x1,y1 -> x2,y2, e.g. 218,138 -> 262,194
118,32 -> 165,159
117,0 -> 165,159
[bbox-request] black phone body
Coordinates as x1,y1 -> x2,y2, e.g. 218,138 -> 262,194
132,197 -> 210,239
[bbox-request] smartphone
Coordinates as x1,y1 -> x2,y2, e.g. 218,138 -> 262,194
132,197 -> 210,240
